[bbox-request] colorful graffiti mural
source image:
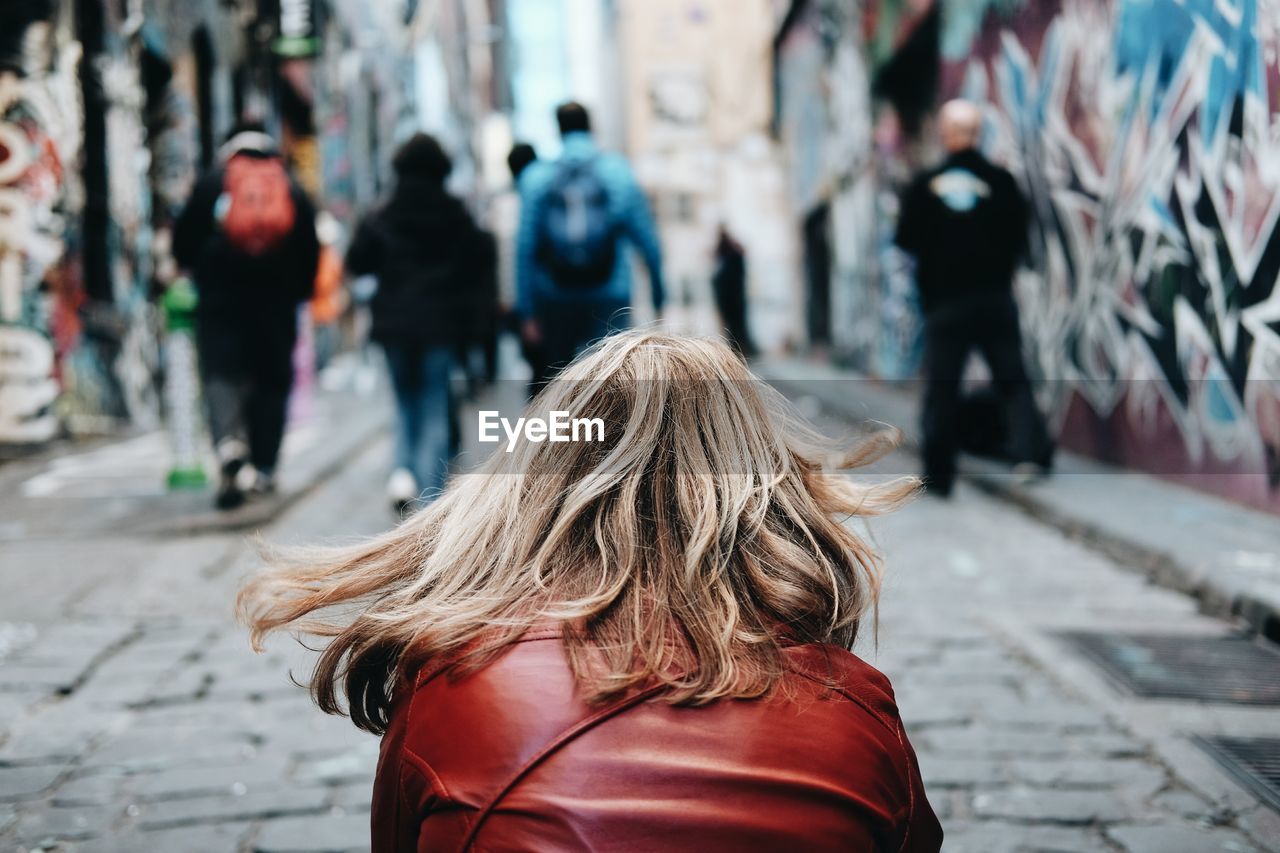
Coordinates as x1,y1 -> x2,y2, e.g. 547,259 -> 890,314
943,0 -> 1280,512
0,60 -> 76,444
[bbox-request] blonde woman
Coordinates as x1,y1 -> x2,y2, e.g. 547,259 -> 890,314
240,332 -> 942,852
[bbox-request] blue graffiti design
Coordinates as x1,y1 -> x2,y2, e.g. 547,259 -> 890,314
1114,0 -> 1262,140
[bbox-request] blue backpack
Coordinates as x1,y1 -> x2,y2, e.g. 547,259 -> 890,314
535,156 -> 617,289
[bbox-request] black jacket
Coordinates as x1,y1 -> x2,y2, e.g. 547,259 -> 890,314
346,177 -> 494,349
894,149 -> 1029,315
173,151 -> 320,320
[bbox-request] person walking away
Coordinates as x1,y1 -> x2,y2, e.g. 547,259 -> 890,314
240,331 -> 943,852
894,99 -> 1053,497
345,134 -> 493,514
173,123 -> 320,510
503,143 -> 548,396
516,102 -> 665,383
711,224 -> 757,358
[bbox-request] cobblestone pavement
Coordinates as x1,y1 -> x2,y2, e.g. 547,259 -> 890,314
0,388 -> 1277,852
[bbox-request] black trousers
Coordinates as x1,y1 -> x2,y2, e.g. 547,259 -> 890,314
197,308 -> 297,474
713,271 -> 756,358
535,299 -> 629,387
921,294 -> 1053,494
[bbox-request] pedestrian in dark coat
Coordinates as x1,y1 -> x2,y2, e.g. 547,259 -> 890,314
345,133 -> 493,512
711,225 -> 757,358
173,123 -> 320,510
895,99 -> 1053,497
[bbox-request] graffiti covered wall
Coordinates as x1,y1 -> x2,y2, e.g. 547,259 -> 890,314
0,42 -> 81,444
933,0 -> 1280,513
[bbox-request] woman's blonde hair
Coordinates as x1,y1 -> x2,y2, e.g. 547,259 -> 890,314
238,331 -> 915,734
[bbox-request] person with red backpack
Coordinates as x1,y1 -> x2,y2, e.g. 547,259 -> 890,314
173,123 -> 320,510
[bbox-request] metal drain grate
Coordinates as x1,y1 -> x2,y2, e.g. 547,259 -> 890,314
1057,632 -> 1280,705
1195,736 -> 1280,812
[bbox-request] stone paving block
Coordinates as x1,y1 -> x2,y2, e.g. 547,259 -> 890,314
0,763 -> 70,802
135,786 -> 329,829
941,821 -> 1102,852
1009,758 -> 1166,795
51,769 -> 129,807
971,787 -> 1135,824
1105,823 -> 1260,853
1149,788 -> 1224,821
260,714 -> 374,756
136,666 -> 213,706
1234,805 -> 1280,850
22,623 -> 136,666
205,666 -> 305,699
78,820 -> 253,853
1071,732 -> 1147,758
981,703 -> 1107,731
79,728 -> 258,773
327,782 -> 372,814
0,661 -> 89,693
0,702 -> 122,764
900,705 -> 972,730
12,801 -> 122,844
293,747 -> 377,787
74,672 -> 170,709
0,733 -> 93,765
895,683 -> 1025,711
921,728 -> 1076,757
916,755 -> 1008,788
253,812 -> 370,853
130,756 -> 293,801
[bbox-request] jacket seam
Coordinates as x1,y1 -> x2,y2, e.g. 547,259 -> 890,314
414,631 -> 563,690
401,746 -> 451,804
893,716 -> 917,853
456,682 -> 666,851
792,669 -> 899,736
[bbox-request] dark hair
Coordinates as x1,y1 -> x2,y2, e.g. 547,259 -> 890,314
556,101 -> 591,136
507,142 -> 537,180
393,133 -> 452,183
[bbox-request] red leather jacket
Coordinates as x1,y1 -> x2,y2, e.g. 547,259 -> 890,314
372,629 -> 942,852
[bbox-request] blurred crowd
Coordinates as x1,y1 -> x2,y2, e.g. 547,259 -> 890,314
175,93 -> 1054,515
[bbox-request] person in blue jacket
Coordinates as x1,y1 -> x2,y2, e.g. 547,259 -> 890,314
516,102 -> 665,384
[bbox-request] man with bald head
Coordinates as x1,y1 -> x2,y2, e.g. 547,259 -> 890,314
895,99 -> 1053,497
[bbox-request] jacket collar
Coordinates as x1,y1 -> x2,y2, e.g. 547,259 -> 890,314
561,131 -> 597,159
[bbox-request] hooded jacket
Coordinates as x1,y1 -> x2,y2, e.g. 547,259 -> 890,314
346,176 -> 495,349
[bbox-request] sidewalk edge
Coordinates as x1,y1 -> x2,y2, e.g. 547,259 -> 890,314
762,369 -> 1280,645
139,407 -> 389,538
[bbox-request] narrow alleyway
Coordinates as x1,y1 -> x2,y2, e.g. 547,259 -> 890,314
0,383 -> 1277,852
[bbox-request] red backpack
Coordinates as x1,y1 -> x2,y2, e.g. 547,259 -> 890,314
219,155 -> 297,256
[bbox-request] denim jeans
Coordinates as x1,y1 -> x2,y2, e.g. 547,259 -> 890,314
383,344 -> 453,499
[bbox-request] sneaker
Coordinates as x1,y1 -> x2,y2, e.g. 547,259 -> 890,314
1012,461 -> 1051,486
248,469 -> 278,496
387,468 -> 418,515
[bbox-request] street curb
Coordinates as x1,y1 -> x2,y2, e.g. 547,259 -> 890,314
960,470 -> 1280,644
761,367 -> 1280,645
136,404 -> 389,538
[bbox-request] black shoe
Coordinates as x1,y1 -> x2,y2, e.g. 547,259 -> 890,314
215,458 -> 245,510
920,476 -> 953,499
